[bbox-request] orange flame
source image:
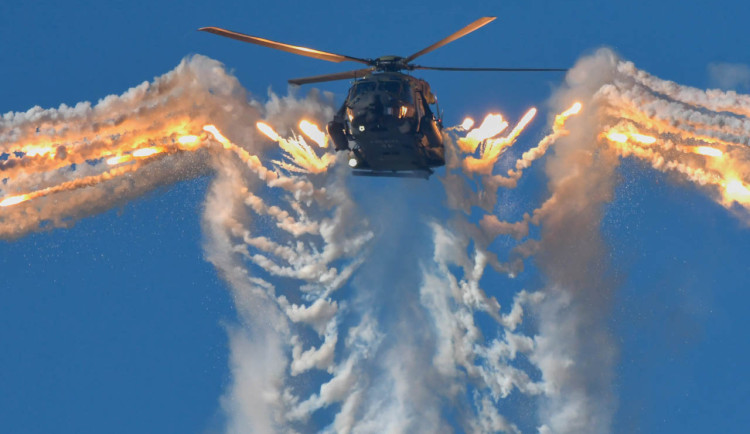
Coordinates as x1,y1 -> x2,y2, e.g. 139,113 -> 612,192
299,120 -> 328,148
461,117 -> 475,130
692,146 -> 723,158
482,107 -> 537,159
107,146 -> 165,165
0,194 -> 31,207
563,102 -> 583,117
512,107 -> 537,136
175,135 -> 201,151
606,132 -> 628,143
106,155 -> 134,166
461,107 -> 540,174
632,133 -> 657,145
468,114 -> 508,142
132,147 -> 164,158
604,123 -> 750,215
177,135 -> 198,145
24,145 -> 58,158
458,114 -> 509,153
724,179 -> 750,205
203,125 -> 232,149
604,128 -> 656,146
0,123 -> 217,210
552,102 -> 583,131
256,122 -> 281,142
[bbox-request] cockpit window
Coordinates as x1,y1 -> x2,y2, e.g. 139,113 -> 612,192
378,81 -> 402,94
352,81 -> 376,96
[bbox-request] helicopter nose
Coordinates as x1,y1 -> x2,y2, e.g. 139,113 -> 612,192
362,95 -> 382,120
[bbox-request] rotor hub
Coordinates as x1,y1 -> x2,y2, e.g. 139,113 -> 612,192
374,56 -> 407,72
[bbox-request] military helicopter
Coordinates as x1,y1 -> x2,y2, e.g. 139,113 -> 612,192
199,17 -> 565,178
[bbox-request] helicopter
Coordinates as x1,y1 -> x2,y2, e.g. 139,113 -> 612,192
199,17 -> 565,178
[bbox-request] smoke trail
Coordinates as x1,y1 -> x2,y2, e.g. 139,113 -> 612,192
0,55 -> 261,238
601,64 -> 750,220
526,51 -> 622,434
5,48 -> 750,434
0,51 -> 580,431
0,56 -> 371,431
434,47 -> 750,434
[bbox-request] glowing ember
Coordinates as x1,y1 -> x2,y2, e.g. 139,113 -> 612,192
458,114 -> 509,153
461,107 -> 539,174
203,124 -> 232,148
274,134 -> 333,174
132,147 -> 164,158
564,102 -> 583,117
553,102 -> 583,130
24,146 -> 57,158
606,132 -> 628,143
482,107 -> 537,158
461,117 -> 475,130
605,128 -> 656,146
106,155 -> 133,166
725,179 -> 750,204
632,133 -> 657,145
467,114 -> 508,142
299,120 -> 328,148
177,135 -> 199,145
250,120 -> 336,174
0,194 -> 31,207
256,122 -> 281,142
694,146 -> 723,158
514,108 -> 537,134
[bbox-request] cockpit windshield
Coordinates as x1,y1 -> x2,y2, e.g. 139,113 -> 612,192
378,81 -> 402,94
349,79 -> 412,103
352,81 -> 377,97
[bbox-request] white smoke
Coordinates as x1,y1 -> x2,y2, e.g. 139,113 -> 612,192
0,55 -> 261,238
4,49 -> 750,434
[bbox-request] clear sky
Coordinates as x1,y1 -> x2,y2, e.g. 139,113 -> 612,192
1,1 -> 749,433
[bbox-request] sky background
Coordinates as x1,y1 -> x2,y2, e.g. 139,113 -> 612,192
1,1 -> 750,432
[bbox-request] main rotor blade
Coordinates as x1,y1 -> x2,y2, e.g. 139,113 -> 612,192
199,27 -> 371,65
404,17 -> 496,64
288,68 -> 373,85
412,65 -> 568,72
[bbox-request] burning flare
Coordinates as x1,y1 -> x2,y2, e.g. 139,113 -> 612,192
458,114 -> 508,153
725,179 -> 750,205
606,132 -> 628,143
602,116 -> 749,216
106,155 -> 134,166
255,122 -> 333,174
0,125 -> 215,209
203,125 -> 232,148
691,146 -> 723,158
23,145 -> 58,158
299,120 -> 328,148
0,194 -> 31,207
256,122 -> 281,142
132,147 -> 165,158
461,117 -> 475,130
604,128 -> 656,145
457,103 -> 581,175
471,114 -> 508,141
177,135 -> 199,146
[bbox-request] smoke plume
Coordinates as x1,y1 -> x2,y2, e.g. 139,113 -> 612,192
3,49 -> 749,434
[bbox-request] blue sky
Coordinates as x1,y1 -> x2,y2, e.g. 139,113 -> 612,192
2,0 -> 750,432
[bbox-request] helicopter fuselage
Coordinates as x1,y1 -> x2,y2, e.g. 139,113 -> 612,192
327,72 -> 444,176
